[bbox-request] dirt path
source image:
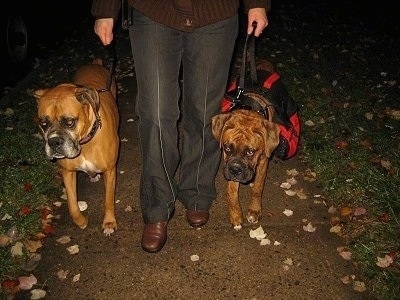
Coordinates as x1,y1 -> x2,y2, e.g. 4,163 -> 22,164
25,31 -> 368,299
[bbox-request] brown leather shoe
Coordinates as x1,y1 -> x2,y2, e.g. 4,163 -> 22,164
186,210 -> 209,227
141,222 -> 167,253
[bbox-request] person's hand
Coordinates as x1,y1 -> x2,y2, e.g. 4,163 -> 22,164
247,8 -> 268,37
94,18 -> 114,45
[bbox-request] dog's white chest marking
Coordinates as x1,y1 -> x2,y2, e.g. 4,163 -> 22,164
78,158 -> 100,173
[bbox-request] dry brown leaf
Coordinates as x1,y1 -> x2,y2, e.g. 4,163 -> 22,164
376,254 -> 393,268
339,251 -> 352,260
352,281 -> 366,292
340,275 -> 351,284
340,206 -> 353,217
353,207 -> 367,216
330,216 -> 341,226
0,234 -> 11,247
330,224 -> 342,234
56,269 -> 70,281
24,239 -> 42,253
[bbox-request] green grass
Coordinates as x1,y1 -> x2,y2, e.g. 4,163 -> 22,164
0,98 -> 60,282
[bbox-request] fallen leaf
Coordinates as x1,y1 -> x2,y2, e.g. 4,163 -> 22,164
283,258 -> 293,265
284,190 -> 297,196
352,281 -> 366,292
249,226 -> 267,240
286,169 -> 299,176
78,201 -> 88,211
56,269 -> 70,281
339,251 -> 352,260
42,224 -> 55,235
19,205 -> 31,215
66,244 -> 79,255
0,234 -> 11,247
376,254 -> 393,268
190,254 -> 200,262
286,177 -> 298,185
283,209 -> 293,216
72,274 -> 80,283
11,241 -> 24,257
273,241 -> 281,246
328,206 -> 337,214
24,240 -> 43,252
330,224 -> 342,234
340,206 -> 353,217
304,120 -> 315,126
280,182 -> 291,189
380,213 -> 390,223
18,274 -> 37,290
31,288 -> 47,299
53,201 -> 62,207
340,275 -> 351,284
365,112 -> 374,120
56,236 -> 71,244
260,238 -> 270,246
353,207 -> 367,216
1,279 -> 20,296
303,222 -> 316,232
295,189 -> 307,199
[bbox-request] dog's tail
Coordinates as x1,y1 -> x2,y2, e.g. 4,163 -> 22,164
92,58 -> 104,66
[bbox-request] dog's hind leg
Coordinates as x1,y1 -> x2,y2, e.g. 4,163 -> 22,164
102,167 -> 117,236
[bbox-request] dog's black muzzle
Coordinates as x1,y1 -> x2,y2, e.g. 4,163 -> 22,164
224,159 -> 255,184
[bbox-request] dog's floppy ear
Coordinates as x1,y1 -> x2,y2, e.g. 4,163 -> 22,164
261,120 -> 280,158
33,89 -> 49,103
211,113 -> 231,144
75,87 -> 102,123
75,87 -> 100,112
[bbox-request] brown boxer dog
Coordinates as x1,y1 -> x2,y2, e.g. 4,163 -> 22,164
34,58 -> 120,236
212,104 -> 280,230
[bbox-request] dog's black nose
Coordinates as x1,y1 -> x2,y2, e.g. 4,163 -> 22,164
229,163 -> 243,176
48,136 -> 65,149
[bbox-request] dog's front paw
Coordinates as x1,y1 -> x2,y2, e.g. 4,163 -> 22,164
246,209 -> 261,224
233,224 -> 243,231
103,227 -> 115,236
102,220 -> 117,236
90,174 -> 101,182
73,215 -> 88,229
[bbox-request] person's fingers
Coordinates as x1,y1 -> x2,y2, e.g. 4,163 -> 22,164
94,18 -> 114,45
247,8 -> 268,37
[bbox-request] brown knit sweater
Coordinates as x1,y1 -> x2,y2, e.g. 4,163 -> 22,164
91,0 -> 271,32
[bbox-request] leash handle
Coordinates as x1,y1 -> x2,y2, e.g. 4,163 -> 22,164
237,29 -> 258,97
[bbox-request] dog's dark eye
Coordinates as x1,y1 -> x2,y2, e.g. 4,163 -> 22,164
61,118 -> 77,129
246,149 -> 255,157
223,144 -> 232,153
39,118 -> 50,131
39,121 -> 49,131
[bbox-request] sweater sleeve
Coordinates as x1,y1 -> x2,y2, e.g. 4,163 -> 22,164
244,0 -> 271,13
91,0 -> 122,20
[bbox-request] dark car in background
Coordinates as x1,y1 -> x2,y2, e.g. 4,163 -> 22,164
1,0 -> 92,96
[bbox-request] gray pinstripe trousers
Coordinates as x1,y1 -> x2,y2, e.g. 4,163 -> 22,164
129,10 -> 238,224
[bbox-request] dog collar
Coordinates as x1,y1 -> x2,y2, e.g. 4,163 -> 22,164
224,90 -> 272,120
79,117 -> 102,145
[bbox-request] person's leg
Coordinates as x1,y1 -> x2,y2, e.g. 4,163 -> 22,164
129,10 -> 182,251
178,15 -> 239,223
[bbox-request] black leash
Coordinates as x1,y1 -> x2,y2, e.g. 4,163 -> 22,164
97,40 -> 117,93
